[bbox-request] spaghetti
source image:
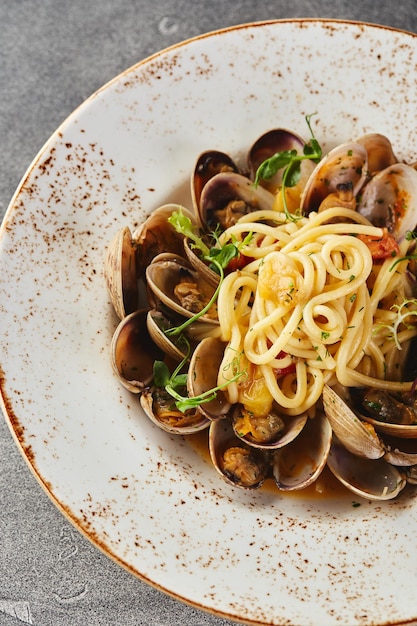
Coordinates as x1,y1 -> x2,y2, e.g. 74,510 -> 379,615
216,207 -> 417,417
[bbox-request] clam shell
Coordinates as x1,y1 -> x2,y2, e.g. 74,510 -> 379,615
301,142 -> 368,214
327,437 -> 406,501
140,387 -> 210,435
355,133 -> 398,172
192,150 -> 240,218
104,226 -> 138,320
146,255 -> 219,323
183,237 -> 221,287
357,162 -> 417,240
110,309 -> 164,393
146,309 -> 190,361
199,171 -> 275,231
209,418 -> 270,490
132,203 -> 195,275
247,128 -> 315,194
232,410 -> 307,450
322,384 -> 385,459
272,412 -> 332,491
187,336 -> 232,420
360,414 -> 417,440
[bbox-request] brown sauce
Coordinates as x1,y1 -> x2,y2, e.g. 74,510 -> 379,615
185,429 -> 351,501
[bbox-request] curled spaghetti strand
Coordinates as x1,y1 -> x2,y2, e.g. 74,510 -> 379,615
216,207 -> 417,416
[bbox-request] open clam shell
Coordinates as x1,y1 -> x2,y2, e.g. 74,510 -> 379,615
322,384 -> 385,459
198,171 -> 275,231
146,309 -> 190,361
187,336 -> 232,420
146,255 -> 219,324
192,150 -> 240,217
247,128 -> 316,194
140,387 -> 210,435
248,128 -> 304,176
359,414 -> 417,440
232,409 -> 308,450
209,418 -> 270,490
132,203 -> 195,275
357,162 -> 417,240
327,437 -> 406,501
355,133 -> 398,172
300,142 -> 368,214
272,412 -> 332,491
183,237 -> 221,287
110,309 -> 164,393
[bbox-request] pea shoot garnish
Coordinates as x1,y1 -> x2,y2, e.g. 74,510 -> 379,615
153,341 -> 246,412
165,208 -> 251,337
373,298 -> 417,350
253,113 -> 322,220
150,209 -> 250,412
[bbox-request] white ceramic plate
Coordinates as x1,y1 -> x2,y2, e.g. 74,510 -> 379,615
1,19 -> 417,626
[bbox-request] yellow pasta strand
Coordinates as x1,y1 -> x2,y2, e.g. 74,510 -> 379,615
216,207 -> 417,416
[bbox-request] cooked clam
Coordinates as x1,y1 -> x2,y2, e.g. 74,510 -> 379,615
110,309 -> 164,393
198,171 -> 275,231
146,309 -> 191,361
248,128 -> 315,194
140,387 -> 210,435
322,384 -> 385,459
132,204 -> 195,275
192,150 -> 240,217
353,387 -> 417,439
105,226 -> 138,320
327,437 -> 406,501
357,163 -> 417,240
232,407 -> 307,450
272,412 -> 332,491
183,236 -> 221,287
146,255 -> 219,323
301,142 -> 368,214
209,418 -> 269,489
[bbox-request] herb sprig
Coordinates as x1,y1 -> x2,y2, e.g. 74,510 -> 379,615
253,113 -> 322,220
389,232 -> 417,271
374,298 -> 417,350
166,209 -> 250,337
153,348 -> 246,412
152,209 -> 250,411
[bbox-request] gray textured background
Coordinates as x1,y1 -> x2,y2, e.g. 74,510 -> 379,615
1,2 -> 417,625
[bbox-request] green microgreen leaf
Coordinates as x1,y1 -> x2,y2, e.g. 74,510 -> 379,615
153,360 -> 171,388
155,349 -> 247,413
168,207 -> 210,257
155,199 -> 254,413
170,373 -> 188,389
373,298 -> 417,350
252,113 -> 322,221
284,159 -> 302,188
389,253 -> 417,271
253,150 -> 297,187
164,213 -> 252,337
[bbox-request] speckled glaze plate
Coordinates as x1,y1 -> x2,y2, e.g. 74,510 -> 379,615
1,19 -> 417,626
